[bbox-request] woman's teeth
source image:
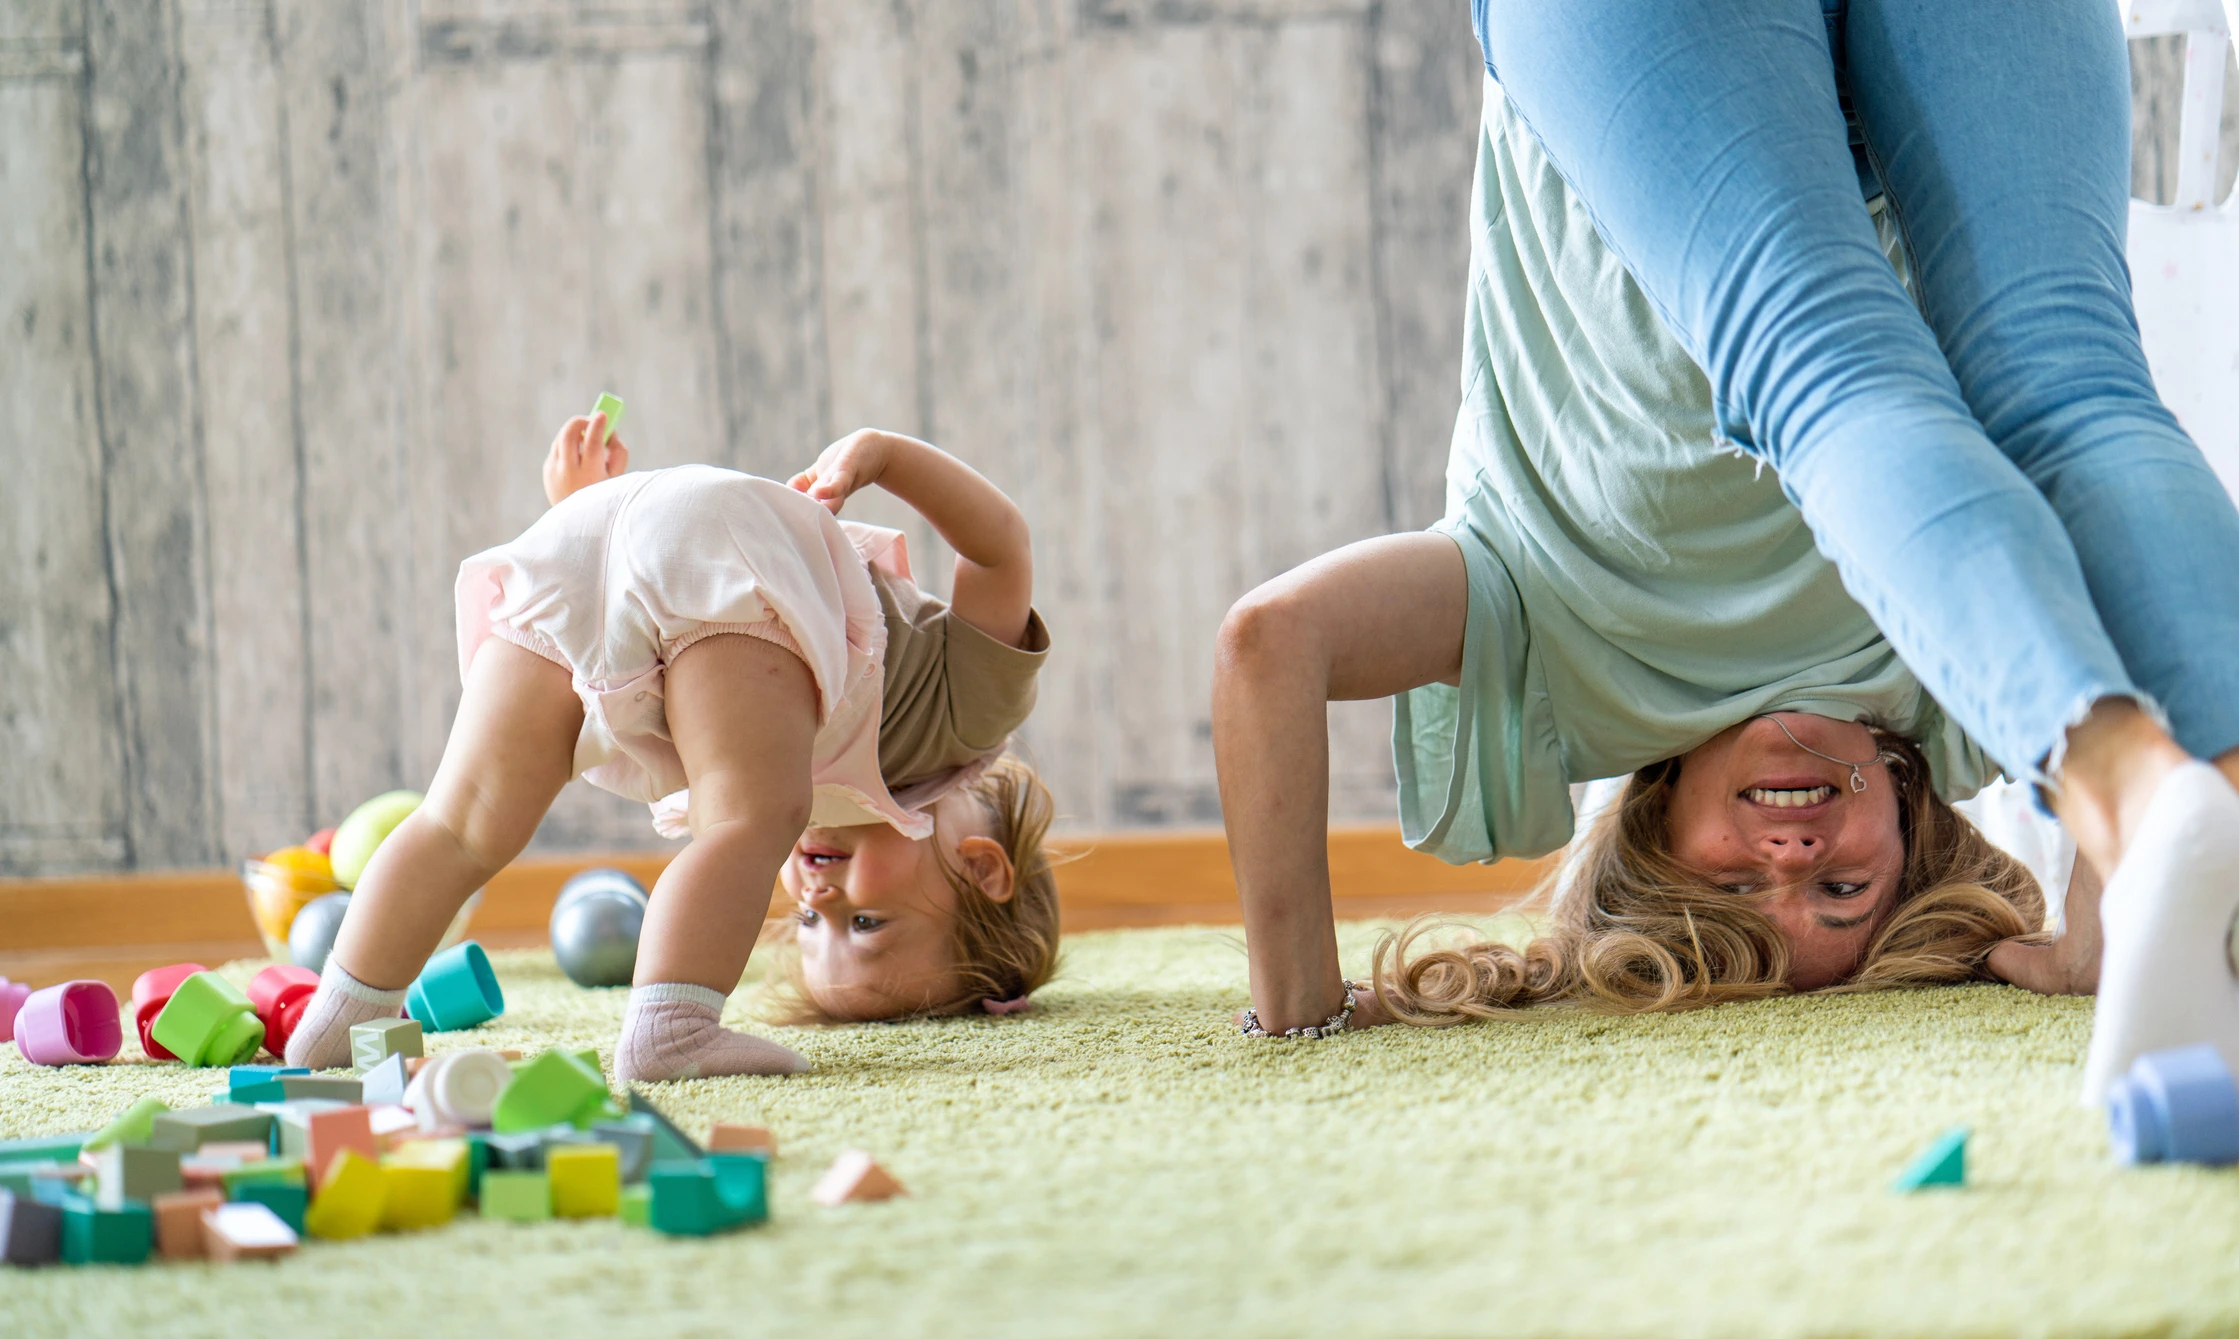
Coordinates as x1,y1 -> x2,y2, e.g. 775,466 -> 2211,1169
1744,786 -> 1836,807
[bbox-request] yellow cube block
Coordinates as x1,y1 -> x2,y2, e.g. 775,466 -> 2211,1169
547,1144 -> 620,1219
380,1163 -> 458,1231
303,1149 -> 386,1241
384,1138 -> 470,1207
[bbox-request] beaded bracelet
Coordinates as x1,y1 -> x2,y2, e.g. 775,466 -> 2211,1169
1239,979 -> 1357,1039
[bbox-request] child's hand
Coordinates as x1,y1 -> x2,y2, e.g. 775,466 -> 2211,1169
788,429 -> 893,514
543,412 -> 630,506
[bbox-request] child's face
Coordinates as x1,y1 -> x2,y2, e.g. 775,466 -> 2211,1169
778,792 -> 1012,1020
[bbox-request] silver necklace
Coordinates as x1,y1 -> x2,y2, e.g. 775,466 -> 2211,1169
1758,714 -> 1897,793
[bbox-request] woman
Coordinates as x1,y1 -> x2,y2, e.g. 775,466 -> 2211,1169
1213,0 -> 2239,1101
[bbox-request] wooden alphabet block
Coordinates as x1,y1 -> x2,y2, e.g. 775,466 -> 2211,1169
350,1018 -> 423,1072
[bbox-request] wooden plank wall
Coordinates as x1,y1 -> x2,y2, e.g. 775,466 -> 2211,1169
1,3 -> 2227,877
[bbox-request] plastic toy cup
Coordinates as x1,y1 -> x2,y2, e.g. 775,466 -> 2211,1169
128,963 -> 211,1060
150,972 -> 267,1068
2107,1043 -> 2239,1165
14,980 -> 124,1065
0,977 -> 31,1042
406,941 -> 503,1033
248,966 -> 320,1058
407,1051 -> 515,1128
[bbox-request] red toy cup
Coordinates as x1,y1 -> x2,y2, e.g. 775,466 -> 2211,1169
14,979 -> 123,1065
249,965 -> 319,1058
129,962 -> 210,1061
0,977 -> 30,1042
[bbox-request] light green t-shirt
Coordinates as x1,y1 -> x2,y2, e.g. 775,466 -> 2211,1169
1395,81 -> 2000,865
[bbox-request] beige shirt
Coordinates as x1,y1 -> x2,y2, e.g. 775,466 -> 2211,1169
870,567 -> 1052,788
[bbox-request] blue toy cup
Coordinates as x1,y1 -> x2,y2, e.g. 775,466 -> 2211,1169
2107,1043 -> 2239,1166
406,940 -> 504,1032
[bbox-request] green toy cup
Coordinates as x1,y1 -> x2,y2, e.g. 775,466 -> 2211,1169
406,941 -> 503,1032
149,972 -> 267,1068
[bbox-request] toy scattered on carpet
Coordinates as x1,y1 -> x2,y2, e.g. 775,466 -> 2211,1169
1890,1126 -> 1968,1192
548,868 -> 648,989
2106,1042 -> 2239,1166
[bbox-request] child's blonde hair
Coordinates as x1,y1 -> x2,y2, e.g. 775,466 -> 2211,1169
1371,730 -> 2046,1022
765,754 -> 1062,1022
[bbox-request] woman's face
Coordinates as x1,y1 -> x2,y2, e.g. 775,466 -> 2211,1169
1664,715 -> 1905,989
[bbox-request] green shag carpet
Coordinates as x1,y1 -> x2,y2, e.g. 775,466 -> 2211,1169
2,925 -> 2233,1339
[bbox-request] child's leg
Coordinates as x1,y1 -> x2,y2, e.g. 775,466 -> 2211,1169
616,631 -> 820,1081
1213,533 -> 1468,1034
286,640 -> 583,1067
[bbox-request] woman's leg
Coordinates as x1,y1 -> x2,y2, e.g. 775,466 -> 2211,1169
287,639 -> 583,1067
616,631 -> 818,1081
1214,533 -> 1468,1034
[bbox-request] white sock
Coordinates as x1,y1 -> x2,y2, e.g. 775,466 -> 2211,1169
2081,763 -> 2239,1105
282,960 -> 409,1071
614,983 -> 809,1082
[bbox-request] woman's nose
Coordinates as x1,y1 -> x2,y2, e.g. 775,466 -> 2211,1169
1758,833 -> 1821,871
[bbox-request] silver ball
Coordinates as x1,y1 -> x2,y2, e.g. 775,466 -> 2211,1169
549,868 -> 647,988
289,891 -> 353,973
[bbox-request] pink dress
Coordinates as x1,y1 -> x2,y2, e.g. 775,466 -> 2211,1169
454,465 -> 963,839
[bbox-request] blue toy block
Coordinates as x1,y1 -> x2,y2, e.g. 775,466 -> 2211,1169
646,1155 -> 767,1237
61,1197 -> 153,1265
2107,1043 -> 2239,1166
0,1131 -> 91,1164
226,1079 -> 290,1105
0,1190 -> 63,1265
231,1180 -> 308,1235
229,1065 -> 309,1089
1891,1126 -> 1969,1192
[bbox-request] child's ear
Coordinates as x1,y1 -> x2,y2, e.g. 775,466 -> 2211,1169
954,835 -> 1016,904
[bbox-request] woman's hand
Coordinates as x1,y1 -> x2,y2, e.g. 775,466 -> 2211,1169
543,411 -> 630,506
788,428 -> 894,515
1234,978 -> 1399,1034
1986,854 -> 2103,995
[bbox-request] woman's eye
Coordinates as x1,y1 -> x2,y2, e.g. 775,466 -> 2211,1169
850,914 -> 883,933
1719,882 -> 1756,896
1821,882 -> 1867,899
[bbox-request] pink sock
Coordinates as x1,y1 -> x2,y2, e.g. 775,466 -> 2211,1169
283,960 -> 408,1070
614,984 -> 808,1082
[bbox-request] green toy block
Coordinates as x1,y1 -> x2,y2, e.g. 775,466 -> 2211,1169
0,1131 -> 91,1164
479,1169 -> 551,1223
625,1092 -> 705,1164
220,1159 -> 304,1198
149,971 -> 266,1068
92,1144 -> 181,1210
479,1132 -> 546,1171
61,1197 -> 152,1265
618,1182 -> 651,1227
0,1161 -> 50,1198
590,392 -> 625,448
491,1051 -> 609,1133
1892,1126 -> 1969,1192
226,1079 -> 289,1105
351,1017 -> 423,1072
149,1106 -> 276,1153
84,1098 -> 170,1152
280,1074 -> 363,1104
232,1180 -> 307,1235
647,1155 -> 766,1237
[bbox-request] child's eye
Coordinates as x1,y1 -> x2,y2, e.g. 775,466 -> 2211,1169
850,914 -> 883,933
1821,882 -> 1867,899
795,909 -> 819,927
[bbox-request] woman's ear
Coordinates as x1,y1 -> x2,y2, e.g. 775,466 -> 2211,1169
954,835 -> 1016,903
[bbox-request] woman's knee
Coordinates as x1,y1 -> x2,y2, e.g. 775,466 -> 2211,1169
1216,579 -> 1328,680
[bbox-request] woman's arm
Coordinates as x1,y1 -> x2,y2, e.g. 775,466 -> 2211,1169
542,411 -> 630,506
790,429 -> 1033,648
1987,853 -> 2103,995
1212,532 -> 1470,1034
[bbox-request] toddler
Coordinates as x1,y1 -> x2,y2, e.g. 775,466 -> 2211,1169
285,412 -> 1059,1079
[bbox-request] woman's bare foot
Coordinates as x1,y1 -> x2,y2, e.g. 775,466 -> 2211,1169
1987,856 -> 2103,996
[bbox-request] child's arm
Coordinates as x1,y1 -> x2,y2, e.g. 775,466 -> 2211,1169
790,429 -> 1034,648
542,410 -> 630,506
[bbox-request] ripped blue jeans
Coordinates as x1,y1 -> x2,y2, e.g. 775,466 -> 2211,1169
1471,0 -> 2239,780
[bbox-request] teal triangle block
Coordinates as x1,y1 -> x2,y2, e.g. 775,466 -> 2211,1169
1891,1126 -> 1968,1192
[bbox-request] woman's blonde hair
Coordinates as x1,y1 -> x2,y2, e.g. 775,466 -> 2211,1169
765,754 -> 1062,1022
1373,730 -> 2046,1024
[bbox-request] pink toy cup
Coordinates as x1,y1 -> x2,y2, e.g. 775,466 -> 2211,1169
129,962 -> 210,1060
13,979 -> 123,1065
0,977 -> 30,1042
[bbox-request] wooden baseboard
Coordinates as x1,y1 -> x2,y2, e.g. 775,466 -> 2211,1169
0,827 -> 1552,992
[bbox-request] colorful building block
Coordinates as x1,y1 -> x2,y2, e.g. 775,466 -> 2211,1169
586,1122 -> 654,1183
0,1190 -> 63,1265
379,1162 -> 458,1231
229,1064 -> 309,1089
0,1131 -> 90,1164
150,1106 -> 275,1153
201,1201 -> 298,1262
406,940 -> 504,1032
247,965 -> 318,1057
706,1123 -> 776,1156
150,971 -> 267,1068
92,1144 -> 182,1210
231,1180 -> 308,1235
84,1097 -> 170,1152
811,1150 -> 906,1206
618,1183 -> 650,1227
479,1169 -> 551,1223
590,392 -> 625,448
61,1197 -> 152,1264
304,1108 -> 378,1190
302,1149 -> 384,1240
385,1138 -> 470,1206
647,1155 -> 767,1236
492,1051 -> 607,1133
220,1159 -> 304,1198
152,1189 -> 223,1260
626,1092 -> 705,1164
129,963 -> 209,1061
280,1074 -> 364,1104
362,1053 -> 411,1107
479,1132 -> 546,1171
1892,1127 -> 1969,1192
547,1143 -> 620,1218
225,1079 -> 290,1105
13,980 -> 124,1065
351,1017 -> 423,1071
267,1100 -> 348,1160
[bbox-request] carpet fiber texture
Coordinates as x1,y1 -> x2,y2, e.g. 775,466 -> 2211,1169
2,924 -> 2234,1338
